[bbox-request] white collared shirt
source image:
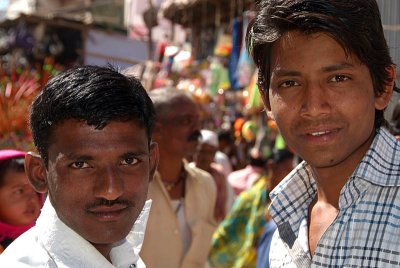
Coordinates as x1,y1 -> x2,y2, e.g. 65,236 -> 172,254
0,198 -> 152,268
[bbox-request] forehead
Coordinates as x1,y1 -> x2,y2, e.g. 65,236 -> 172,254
198,143 -> 217,151
166,97 -> 199,116
269,31 -> 365,75
272,31 -> 344,59
47,119 -> 149,159
1,170 -> 27,188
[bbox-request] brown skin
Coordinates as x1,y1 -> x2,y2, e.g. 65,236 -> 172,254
261,31 -> 395,256
152,97 -> 201,199
25,119 -> 159,261
0,170 -> 41,226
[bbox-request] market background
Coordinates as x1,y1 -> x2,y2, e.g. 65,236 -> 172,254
0,0 -> 399,154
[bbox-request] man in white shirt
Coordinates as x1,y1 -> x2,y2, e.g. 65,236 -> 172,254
0,65 -> 159,267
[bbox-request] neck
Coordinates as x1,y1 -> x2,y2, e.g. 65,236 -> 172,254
311,128 -> 376,207
158,149 -> 185,183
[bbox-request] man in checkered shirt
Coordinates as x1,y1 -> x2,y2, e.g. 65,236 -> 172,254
247,0 -> 400,267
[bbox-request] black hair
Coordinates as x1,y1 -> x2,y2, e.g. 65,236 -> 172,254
273,148 -> 294,164
249,155 -> 267,168
247,0 -> 398,129
29,65 -> 155,165
217,129 -> 233,142
0,157 -> 25,186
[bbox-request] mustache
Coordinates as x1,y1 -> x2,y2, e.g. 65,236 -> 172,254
85,198 -> 133,210
293,118 -> 343,131
188,130 -> 201,141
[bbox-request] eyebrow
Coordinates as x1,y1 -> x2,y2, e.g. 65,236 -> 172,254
63,153 -> 93,161
121,151 -> 149,159
272,62 -> 355,78
321,62 -> 355,72
272,69 -> 302,77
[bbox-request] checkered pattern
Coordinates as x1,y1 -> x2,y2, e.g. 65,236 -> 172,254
268,127 -> 400,267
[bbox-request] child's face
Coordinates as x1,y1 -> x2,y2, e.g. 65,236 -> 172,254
0,170 -> 41,226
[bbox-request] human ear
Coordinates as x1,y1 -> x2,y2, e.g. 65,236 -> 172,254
375,65 -> 396,110
259,86 -> 271,111
259,86 -> 275,121
152,122 -> 163,141
148,142 -> 159,182
25,152 -> 48,193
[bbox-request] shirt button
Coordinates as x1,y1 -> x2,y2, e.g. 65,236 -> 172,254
130,264 -> 136,268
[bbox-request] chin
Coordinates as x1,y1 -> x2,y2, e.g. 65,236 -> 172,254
88,230 -> 130,245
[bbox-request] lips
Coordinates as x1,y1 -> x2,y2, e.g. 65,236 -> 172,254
308,130 -> 335,137
301,124 -> 341,136
88,204 -> 128,221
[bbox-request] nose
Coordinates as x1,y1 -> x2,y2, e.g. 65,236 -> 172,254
94,166 -> 124,200
300,82 -> 331,117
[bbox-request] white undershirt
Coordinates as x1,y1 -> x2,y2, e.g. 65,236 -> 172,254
171,199 -> 191,254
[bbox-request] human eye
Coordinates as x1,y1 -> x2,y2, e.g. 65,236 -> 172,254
13,187 -> 24,196
120,156 -> 140,166
70,161 -> 91,169
279,80 -> 299,88
329,74 -> 350,83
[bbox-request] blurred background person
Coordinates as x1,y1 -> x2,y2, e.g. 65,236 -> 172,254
227,148 -> 268,196
256,149 -> 295,268
141,87 -> 217,268
191,129 -> 235,222
209,148 -> 294,268
0,150 -> 42,253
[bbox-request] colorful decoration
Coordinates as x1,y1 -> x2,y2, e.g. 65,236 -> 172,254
241,120 -> 257,142
0,57 -> 61,151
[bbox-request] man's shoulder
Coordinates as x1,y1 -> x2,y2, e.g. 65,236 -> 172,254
0,228 -> 53,267
186,162 -> 214,181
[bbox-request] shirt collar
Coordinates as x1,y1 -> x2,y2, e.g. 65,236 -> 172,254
353,127 -> 400,186
269,127 -> 400,229
36,198 -> 151,268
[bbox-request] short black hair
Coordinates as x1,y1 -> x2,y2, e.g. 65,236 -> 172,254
0,157 -> 25,186
247,0 -> 398,129
29,65 -> 155,165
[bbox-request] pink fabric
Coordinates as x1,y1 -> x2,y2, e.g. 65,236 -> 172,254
0,221 -> 34,243
227,165 -> 265,195
0,150 -> 26,162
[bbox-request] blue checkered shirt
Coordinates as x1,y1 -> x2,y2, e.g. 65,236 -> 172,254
268,127 -> 400,267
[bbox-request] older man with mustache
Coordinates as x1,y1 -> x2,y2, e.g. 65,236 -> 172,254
140,87 -> 217,268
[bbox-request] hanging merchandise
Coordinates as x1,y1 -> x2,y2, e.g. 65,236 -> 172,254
228,18 -> 242,90
245,69 -> 263,111
214,29 -> 232,57
218,64 -> 231,91
209,57 -> 231,95
236,12 -> 256,88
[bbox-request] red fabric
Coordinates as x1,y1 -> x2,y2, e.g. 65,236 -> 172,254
0,221 -> 34,243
